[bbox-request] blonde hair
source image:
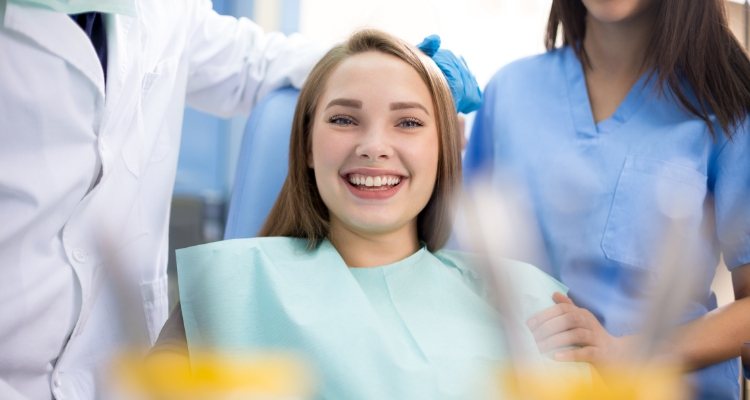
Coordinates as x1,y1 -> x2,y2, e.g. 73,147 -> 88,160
259,29 -> 461,252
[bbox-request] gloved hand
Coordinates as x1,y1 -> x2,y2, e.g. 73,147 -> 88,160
417,35 -> 482,114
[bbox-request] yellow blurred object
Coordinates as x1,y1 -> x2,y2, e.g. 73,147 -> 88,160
112,349 -> 315,400
500,363 -> 689,400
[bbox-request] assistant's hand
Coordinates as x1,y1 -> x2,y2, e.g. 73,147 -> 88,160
527,292 -> 631,365
417,35 -> 482,114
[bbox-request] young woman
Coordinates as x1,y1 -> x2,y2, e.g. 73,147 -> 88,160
155,29 -> 587,399
465,1 -> 750,398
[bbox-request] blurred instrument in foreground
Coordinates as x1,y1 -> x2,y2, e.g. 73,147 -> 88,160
110,350 -> 314,400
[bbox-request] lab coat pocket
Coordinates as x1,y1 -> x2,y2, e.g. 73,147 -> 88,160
140,273 -> 170,344
123,57 -> 178,177
601,156 -> 707,271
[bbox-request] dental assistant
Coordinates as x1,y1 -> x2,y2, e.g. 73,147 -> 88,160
0,0 -> 324,398
464,0 -> 750,398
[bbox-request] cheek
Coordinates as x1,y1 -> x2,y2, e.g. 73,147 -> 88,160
429,132 -> 441,173
310,131 -> 349,174
309,128 -> 328,170
412,134 -> 440,187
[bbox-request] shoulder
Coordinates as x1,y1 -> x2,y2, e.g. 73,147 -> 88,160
175,237 -> 328,303
135,0 -> 193,30
175,237 -> 311,270
434,250 -> 560,284
176,236 -> 307,255
433,250 -> 567,313
721,116 -> 750,153
485,48 -> 568,92
503,259 -> 566,293
432,249 -> 482,281
481,47 -> 571,111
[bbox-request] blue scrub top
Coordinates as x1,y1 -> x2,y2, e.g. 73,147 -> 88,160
465,45 -> 750,399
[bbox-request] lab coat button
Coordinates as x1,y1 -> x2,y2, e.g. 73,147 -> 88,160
72,249 -> 87,263
53,377 -> 61,387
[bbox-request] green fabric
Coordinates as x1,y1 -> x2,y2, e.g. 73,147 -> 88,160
177,237 -> 588,399
8,0 -> 136,16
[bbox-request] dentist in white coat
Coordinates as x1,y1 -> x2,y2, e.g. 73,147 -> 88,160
0,0 -> 323,398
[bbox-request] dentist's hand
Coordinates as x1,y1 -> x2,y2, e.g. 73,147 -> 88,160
417,35 -> 482,114
527,292 -> 632,365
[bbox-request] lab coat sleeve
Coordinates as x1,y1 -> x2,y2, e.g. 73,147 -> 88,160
183,0 -> 326,117
0,379 -> 27,400
714,119 -> 750,270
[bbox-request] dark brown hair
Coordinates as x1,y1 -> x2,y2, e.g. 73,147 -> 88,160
546,0 -> 750,138
259,29 -> 462,252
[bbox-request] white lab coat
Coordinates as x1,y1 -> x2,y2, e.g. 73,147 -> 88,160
0,1 -> 322,399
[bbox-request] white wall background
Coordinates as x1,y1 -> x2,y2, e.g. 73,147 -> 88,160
298,0 -> 553,88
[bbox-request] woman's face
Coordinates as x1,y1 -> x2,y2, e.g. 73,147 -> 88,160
309,51 -> 439,242
581,0 -> 658,25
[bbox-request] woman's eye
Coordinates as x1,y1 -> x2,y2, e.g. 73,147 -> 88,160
398,118 -> 424,129
328,115 -> 357,126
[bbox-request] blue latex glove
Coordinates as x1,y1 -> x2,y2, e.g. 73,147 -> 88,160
417,35 -> 482,114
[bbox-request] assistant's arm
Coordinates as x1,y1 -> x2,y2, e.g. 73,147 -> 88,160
670,264 -> 750,369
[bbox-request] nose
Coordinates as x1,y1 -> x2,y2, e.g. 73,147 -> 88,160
355,127 -> 393,161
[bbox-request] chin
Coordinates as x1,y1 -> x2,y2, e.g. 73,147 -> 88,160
586,1 -> 653,25
350,221 -> 399,235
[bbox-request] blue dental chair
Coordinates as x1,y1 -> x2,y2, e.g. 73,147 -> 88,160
224,87 -> 300,240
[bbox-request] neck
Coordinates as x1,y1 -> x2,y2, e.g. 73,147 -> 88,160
583,12 -> 655,78
328,222 -> 420,268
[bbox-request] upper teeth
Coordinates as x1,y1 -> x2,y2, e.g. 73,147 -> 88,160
348,174 -> 401,187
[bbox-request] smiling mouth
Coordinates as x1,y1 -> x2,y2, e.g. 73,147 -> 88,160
345,173 -> 403,190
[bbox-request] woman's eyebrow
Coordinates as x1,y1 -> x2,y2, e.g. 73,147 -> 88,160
325,98 -> 362,109
390,102 -> 429,115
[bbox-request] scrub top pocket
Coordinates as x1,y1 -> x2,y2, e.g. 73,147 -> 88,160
601,156 -> 708,271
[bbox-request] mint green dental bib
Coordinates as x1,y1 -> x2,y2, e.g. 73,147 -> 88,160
8,0 -> 136,16
176,237 -> 586,399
